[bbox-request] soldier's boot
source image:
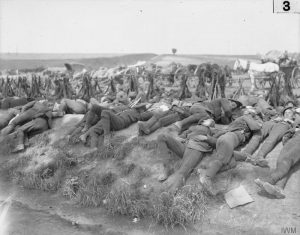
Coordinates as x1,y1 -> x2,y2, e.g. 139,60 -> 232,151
138,117 -> 158,135
199,160 -> 222,196
147,121 -> 162,134
254,178 -> 285,199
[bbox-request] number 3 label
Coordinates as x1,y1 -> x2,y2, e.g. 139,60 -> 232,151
274,0 -> 300,13
283,1 -> 290,11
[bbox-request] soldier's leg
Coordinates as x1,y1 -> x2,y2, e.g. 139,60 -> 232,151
255,140 -> 300,198
12,118 -> 48,152
173,113 -> 202,131
256,123 -> 289,159
243,121 -> 274,155
157,134 -> 185,158
1,109 -> 36,136
138,111 -> 166,135
199,132 -> 240,195
144,112 -> 180,135
101,110 -> 125,135
164,148 -> 204,192
82,105 -> 104,132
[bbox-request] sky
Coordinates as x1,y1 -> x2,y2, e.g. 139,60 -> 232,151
0,0 -> 299,55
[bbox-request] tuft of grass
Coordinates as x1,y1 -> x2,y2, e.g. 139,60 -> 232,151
74,172 -> 117,207
104,185 -> 149,219
12,168 -> 65,192
151,184 -> 208,229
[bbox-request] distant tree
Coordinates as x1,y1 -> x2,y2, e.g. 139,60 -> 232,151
172,48 -> 177,55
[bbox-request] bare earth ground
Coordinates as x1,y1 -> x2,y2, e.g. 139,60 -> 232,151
0,77 -> 300,233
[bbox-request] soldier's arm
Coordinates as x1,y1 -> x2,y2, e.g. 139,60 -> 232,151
21,101 -> 36,112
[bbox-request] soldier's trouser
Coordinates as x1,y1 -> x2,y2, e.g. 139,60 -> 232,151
59,99 -> 87,114
11,109 -> 37,126
158,126 -> 211,178
16,118 -> 49,146
266,133 -> 300,188
256,122 -> 289,159
99,110 -> 128,136
244,121 -> 275,155
2,109 -> 38,135
205,132 -> 241,178
243,121 -> 289,158
158,134 -> 204,178
159,112 -> 180,127
157,134 -> 185,158
84,104 -> 108,130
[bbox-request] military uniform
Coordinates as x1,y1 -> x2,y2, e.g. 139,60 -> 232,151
175,98 -> 240,131
255,127 -> 300,198
13,117 -> 51,152
243,119 -> 292,159
1,101 -> 52,136
138,105 -> 191,135
198,115 -> 262,195
85,107 -> 153,148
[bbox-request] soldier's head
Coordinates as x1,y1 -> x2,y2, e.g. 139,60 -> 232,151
282,107 -> 294,120
284,100 -> 296,109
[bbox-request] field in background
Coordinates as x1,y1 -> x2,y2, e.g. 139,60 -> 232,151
0,53 -> 260,70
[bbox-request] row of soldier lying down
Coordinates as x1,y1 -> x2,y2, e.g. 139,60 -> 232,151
0,94 -> 299,200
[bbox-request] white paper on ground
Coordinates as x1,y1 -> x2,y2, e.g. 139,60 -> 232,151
224,185 -> 254,208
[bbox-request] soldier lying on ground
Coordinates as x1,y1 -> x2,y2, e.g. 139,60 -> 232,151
10,116 -> 52,153
238,95 -> 277,121
169,98 -> 243,134
195,107 -> 264,195
254,108 -> 300,199
237,105 -> 296,167
0,101 -> 62,152
0,100 -> 59,136
157,109 -> 264,193
137,100 -> 194,136
79,103 -> 153,150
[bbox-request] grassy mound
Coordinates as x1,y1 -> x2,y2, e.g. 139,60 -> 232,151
0,129 -> 208,228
